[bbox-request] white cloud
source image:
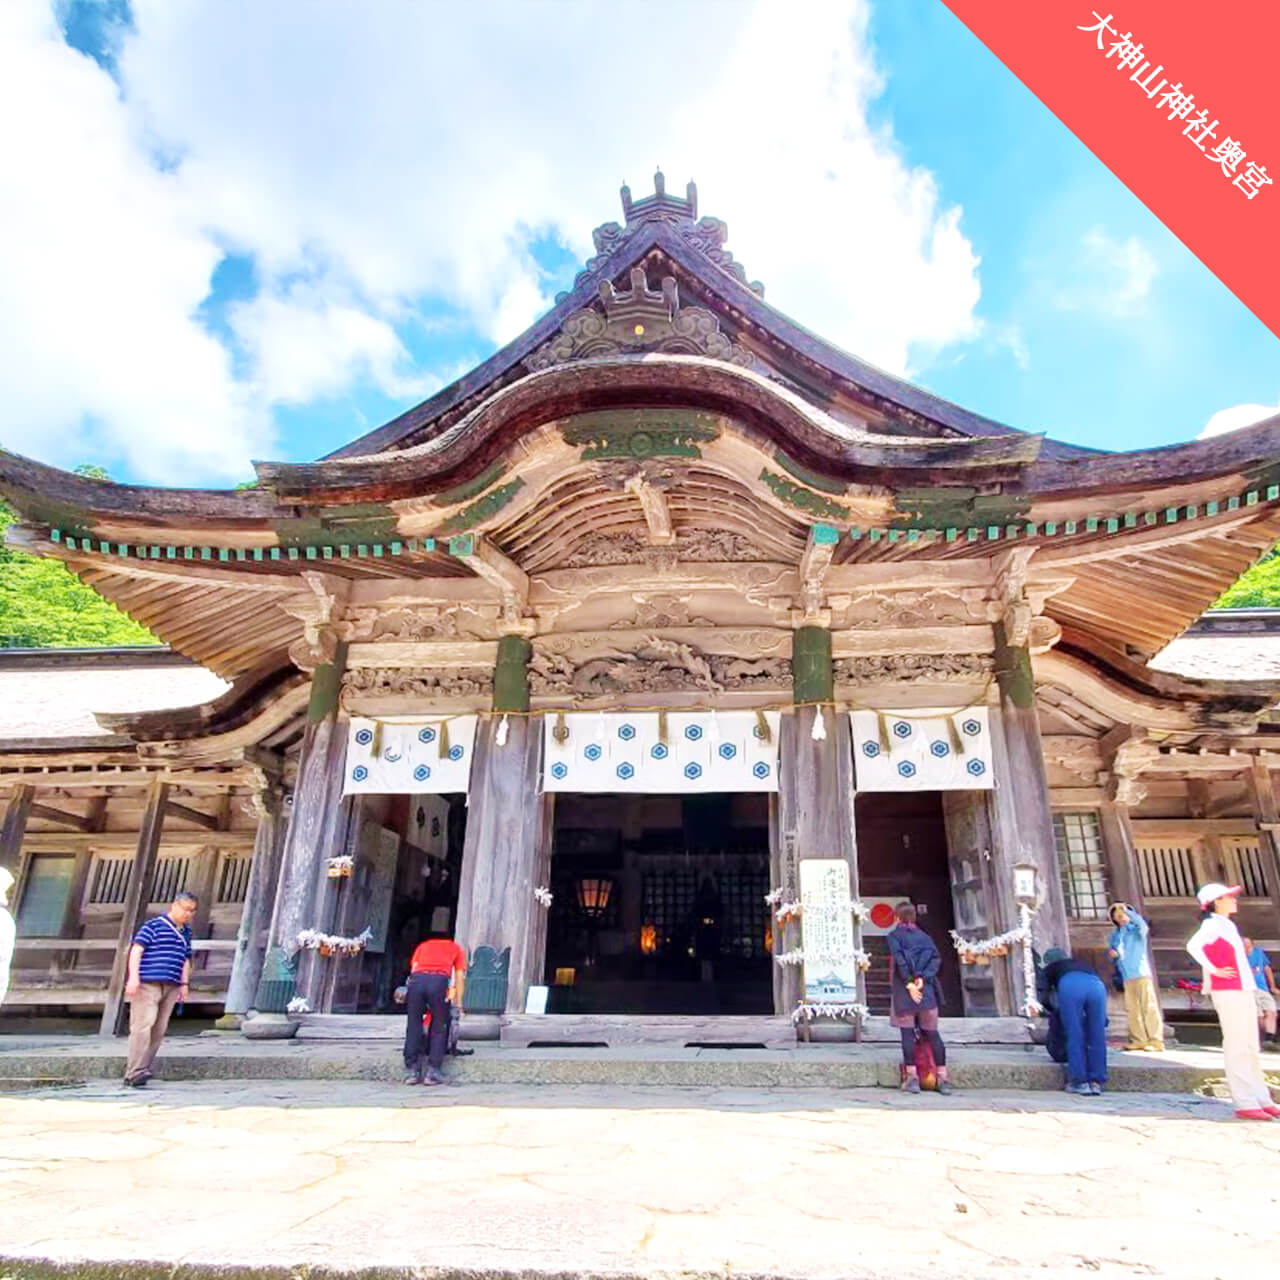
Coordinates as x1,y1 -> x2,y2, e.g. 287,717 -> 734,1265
0,0 -> 984,482
1200,400 -> 1280,439
1051,229 -> 1158,318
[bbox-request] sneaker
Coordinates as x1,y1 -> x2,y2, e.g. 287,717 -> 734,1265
1065,1082 -> 1092,1096
901,1075 -> 921,1094
122,1075 -> 148,1088
402,1073 -> 423,1086
1088,1082 -> 1104,1096
1261,1105 -> 1280,1119
936,1079 -> 954,1095
423,1068 -> 448,1086
1234,1108 -> 1274,1121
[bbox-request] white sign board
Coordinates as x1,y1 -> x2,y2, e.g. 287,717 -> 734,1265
799,859 -> 860,1004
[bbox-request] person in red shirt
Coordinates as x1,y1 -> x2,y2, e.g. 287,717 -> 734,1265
1186,883 -> 1278,1121
403,934 -> 467,1086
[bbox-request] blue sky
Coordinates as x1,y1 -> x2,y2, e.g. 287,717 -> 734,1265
2,0 -> 1276,486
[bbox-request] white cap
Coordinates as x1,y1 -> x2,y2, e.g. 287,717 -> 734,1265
1196,882 -> 1242,907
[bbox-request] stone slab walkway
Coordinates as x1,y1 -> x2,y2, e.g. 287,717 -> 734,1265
1,1077 -> 1279,1280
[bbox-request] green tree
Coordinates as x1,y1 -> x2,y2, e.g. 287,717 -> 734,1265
0,499 -> 157,649
1216,547 -> 1280,608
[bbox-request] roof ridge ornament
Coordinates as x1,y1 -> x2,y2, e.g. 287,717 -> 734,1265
527,268 -> 760,372
566,172 -> 765,301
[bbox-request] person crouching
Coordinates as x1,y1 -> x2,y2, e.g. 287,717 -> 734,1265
886,903 -> 952,1094
1040,947 -> 1108,1095
402,932 -> 467,1086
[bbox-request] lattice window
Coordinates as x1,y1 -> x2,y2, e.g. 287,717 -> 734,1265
216,853 -> 253,905
1054,811 -> 1110,920
87,855 -> 132,906
1135,841 -> 1200,900
15,855 -> 75,936
149,855 -> 193,905
1222,837 -> 1269,899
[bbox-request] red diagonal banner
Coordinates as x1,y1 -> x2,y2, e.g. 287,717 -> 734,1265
941,0 -> 1280,340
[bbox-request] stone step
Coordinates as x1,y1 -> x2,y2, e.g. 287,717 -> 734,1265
0,1038 -> 1231,1094
290,1012 -> 1041,1046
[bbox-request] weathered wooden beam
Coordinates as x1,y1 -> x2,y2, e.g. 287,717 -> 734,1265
19,831 -> 255,852
28,802 -> 96,832
99,779 -> 170,1036
165,800 -> 220,831
831,624 -> 994,657
0,784 -> 35,872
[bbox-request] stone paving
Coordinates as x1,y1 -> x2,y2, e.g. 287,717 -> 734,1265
1,1076 -> 1279,1280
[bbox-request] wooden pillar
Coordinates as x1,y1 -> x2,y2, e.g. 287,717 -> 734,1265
0,784 -> 34,874
453,635 -> 547,1012
989,621 -> 1070,969
250,646 -> 349,1015
774,626 -> 859,1015
1245,760 -> 1280,938
222,783 -> 285,1018
99,779 -> 170,1036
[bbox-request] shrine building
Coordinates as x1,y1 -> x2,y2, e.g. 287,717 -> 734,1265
3,175 -> 1280,1039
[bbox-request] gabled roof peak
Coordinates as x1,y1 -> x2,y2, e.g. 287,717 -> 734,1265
571,173 -> 766,302
620,170 -> 698,224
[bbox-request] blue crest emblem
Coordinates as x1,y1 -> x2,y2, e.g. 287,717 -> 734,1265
447,744 -> 464,762
862,741 -> 880,758
617,723 -> 636,741
897,760 -> 917,778
929,740 -> 949,758
966,757 -> 986,776
893,721 -> 912,739
684,724 -> 703,741
650,743 -> 669,760
354,727 -> 374,747
684,762 -> 703,780
413,764 -> 430,782
352,765 -> 369,783
550,761 -> 568,780
418,727 -> 436,744
617,762 -> 635,780
584,743 -> 603,762
718,743 -> 737,760
752,762 -> 770,780
962,718 -> 982,737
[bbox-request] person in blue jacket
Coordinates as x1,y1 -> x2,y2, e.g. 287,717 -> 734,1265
1040,947 -> 1109,1095
1107,902 -> 1164,1051
886,903 -> 952,1094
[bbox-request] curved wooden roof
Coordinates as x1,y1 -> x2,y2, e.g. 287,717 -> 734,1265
3,177 -> 1280,677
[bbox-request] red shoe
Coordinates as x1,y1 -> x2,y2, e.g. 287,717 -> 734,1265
1234,1108 -> 1274,1121
1262,1105 -> 1280,1118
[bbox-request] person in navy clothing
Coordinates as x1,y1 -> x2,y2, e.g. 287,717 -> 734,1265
886,904 -> 952,1094
1039,947 -> 1108,1095
123,891 -> 198,1087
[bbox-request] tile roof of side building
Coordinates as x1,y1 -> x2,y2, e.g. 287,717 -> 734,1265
1151,610 -> 1280,683
0,648 -> 229,744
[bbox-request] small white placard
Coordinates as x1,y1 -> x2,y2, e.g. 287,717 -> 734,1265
524,984 -> 549,1015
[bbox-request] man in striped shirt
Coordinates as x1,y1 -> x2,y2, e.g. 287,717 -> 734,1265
123,891 -> 197,1087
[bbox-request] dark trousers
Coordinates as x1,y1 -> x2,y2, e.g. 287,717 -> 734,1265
403,972 -> 450,1072
900,1026 -> 946,1067
1057,969 -> 1108,1085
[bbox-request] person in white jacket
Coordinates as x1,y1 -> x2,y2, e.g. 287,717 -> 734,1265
1185,882 -> 1279,1121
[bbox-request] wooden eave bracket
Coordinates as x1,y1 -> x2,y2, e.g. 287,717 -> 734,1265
625,473 -> 675,545
795,523 -> 839,626
448,533 -> 533,634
